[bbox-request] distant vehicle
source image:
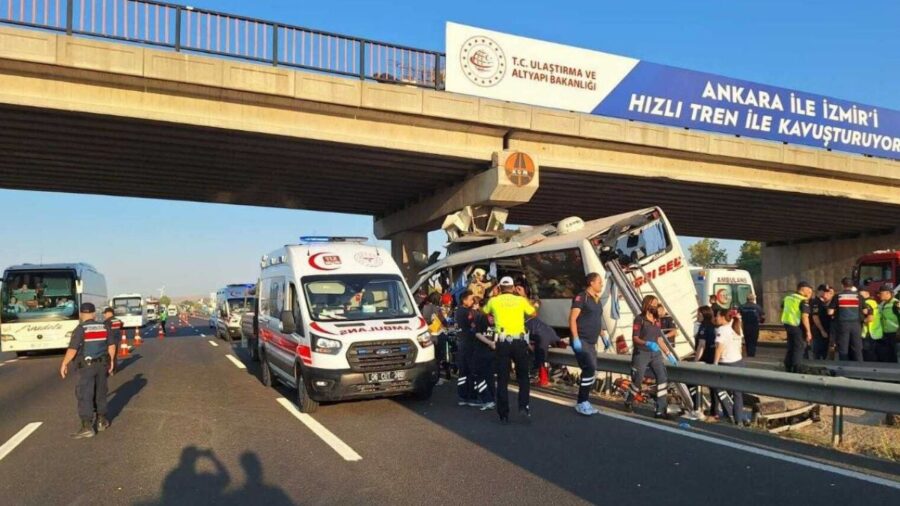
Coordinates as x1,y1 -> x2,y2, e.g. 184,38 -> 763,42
854,250 -> 900,296
167,305 -> 177,317
1,263 -> 107,355
257,237 -> 438,413
215,284 -> 256,341
690,268 -> 756,309
414,207 -> 699,358
110,293 -> 144,328
145,300 -> 159,323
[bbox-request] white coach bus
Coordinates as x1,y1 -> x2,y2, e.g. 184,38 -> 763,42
110,293 -> 145,328
1,263 -> 108,355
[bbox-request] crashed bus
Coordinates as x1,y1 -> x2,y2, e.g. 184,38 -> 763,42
413,206 -> 698,358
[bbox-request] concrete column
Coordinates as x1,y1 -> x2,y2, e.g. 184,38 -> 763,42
391,231 -> 428,284
762,230 -> 900,317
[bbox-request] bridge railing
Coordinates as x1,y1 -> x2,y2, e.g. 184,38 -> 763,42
0,0 -> 446,88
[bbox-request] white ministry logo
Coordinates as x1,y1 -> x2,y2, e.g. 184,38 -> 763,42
459,35 -> 506,87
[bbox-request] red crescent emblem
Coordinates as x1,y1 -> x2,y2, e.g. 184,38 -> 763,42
309,252 -> 341,271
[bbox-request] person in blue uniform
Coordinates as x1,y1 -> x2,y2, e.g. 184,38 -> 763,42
102,306 -> 122,373
569,273 -> 608,416
739,293 -> 765,357
625,295 -> 675,419
454,290 -> 479,406
60,303 -> 117,439
828,278 -> 868,362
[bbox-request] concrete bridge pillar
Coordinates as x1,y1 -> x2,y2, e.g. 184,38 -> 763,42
761,230 -> 900,317
391,231 -> 429,285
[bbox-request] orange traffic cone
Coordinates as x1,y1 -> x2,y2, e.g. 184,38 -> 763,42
118,330 -> 130,358
537,365 -> 550,387
158,323 -> 165,340
134,328 -> 143,348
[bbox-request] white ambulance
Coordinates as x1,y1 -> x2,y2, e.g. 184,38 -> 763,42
414,207 -> 699,357
1,263 -> 107,355
215,284 -> 256,340
690,267 -> 756,310
256,237 -> 438,413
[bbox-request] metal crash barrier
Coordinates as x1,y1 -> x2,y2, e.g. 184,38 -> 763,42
548,348 -> 900,445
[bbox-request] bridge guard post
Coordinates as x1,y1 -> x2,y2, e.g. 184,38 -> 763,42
832,405 -> 844,446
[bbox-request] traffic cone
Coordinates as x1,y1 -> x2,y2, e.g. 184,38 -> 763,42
537,365 -> 550,387
158,323 -> 165,340
118,331 -> 130,358
134,328 -> 143,348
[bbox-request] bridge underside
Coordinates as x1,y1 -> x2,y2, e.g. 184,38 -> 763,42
0,104 -> 896,242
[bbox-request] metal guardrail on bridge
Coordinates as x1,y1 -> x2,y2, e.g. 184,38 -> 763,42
0,0 -> 446,88
548,348 -> 900,444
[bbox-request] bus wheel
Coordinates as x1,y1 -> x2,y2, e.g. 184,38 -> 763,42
295,367 -> 319,414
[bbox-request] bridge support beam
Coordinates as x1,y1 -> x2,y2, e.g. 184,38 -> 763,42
761,229 -> 900,317
391,231 -> 428,284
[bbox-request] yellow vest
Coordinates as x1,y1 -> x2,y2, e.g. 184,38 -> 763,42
781,293 -> 805,327
864,299 -> 883,339
880,298 -> 899,334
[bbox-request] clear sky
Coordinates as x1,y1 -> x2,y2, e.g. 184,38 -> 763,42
1,0 -> 897,297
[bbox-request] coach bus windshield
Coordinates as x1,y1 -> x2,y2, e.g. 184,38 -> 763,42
1,270 -> 78,322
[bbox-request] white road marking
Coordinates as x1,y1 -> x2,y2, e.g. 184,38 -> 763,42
0,422 -> 42,461
208,340 -> 219,347
200,334 -> 207,338
3,359 -> 19,364
225,354 -> 246,369
276,398 -> 362,462
526,389 -> 900,490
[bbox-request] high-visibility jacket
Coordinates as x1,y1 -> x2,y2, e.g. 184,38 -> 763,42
781,293 -> 805,327
879,298 -> 900,334
863,299 -> 883,339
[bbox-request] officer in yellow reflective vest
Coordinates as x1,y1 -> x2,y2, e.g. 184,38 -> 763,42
781,281 -> 813,373
877,285 -> 900,363
860,287 -> 882,361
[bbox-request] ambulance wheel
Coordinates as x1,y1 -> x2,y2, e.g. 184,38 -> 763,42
260,354 -> 274,388
295,367 -> 319,414
413,383 -> 434,401
15,352 -> 28,358
248,339 -> 259,362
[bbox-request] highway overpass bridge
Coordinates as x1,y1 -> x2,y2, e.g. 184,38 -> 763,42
0,11 -> 897,315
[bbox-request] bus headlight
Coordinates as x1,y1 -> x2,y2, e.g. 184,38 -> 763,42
312,334 -> 342,355
1,334 -> 14,342
417,331 -> 433,348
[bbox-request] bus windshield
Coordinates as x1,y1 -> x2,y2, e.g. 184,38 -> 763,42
113,298 -> 143,317
1,270 -> 78,322
303,274 -> 415,321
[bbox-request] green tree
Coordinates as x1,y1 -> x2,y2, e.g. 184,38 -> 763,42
159,295 -> 171,307
688,238 -> 728,267
736,241 -> 762,298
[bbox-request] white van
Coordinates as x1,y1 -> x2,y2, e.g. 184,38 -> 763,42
257,237 -> 438,413
110,293 -> 144,328
214,284 -> 256,340
690,268 -> 756,310
414,207 -> 699,357
1,263 -> 107,355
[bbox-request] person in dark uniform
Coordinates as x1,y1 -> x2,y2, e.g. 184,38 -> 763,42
739,293 -> 765,357
471,296 -> 496,410
59,303 -> 117,439
625,295 -> 675,419
569,273 -> 608,416
102,307 -> 123,373
526,301 -> 560,387
828,278 -> 868,362
809,285 -> 834,360
454,290 -> 479,407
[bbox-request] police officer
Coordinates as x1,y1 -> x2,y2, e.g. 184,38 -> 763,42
471,296 -> 496,410
828,278 -> 867,362
809,285 -> 834,360
102,307 -> 122,373
876,285 -> 899,363
625,295 -> 674,419
859,287 -> 882,362
159,304 -> 168,335
781,281 -> 813,372
739,293 -> 765,357
482,276 -> 536,424
569,273 -> 608,416
59,303 -> 116,439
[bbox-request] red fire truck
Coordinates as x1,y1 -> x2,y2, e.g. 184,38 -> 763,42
854,250 -> 900,295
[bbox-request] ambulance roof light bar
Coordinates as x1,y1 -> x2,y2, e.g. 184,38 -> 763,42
299,236 -> 369,244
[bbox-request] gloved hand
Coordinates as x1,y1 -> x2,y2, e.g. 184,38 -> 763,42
572,338 -> 583,353
646,341 -> 661,353
665,354 -> 677,366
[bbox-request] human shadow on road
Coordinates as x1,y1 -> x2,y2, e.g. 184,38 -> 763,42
114,353 -> 142,374
106,372 -> 147,422
142,447 -> 295,505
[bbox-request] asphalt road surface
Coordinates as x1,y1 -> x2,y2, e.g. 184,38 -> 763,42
0,317 -> 898,505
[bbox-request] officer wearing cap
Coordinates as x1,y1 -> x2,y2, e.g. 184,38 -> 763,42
828,278 -> 867,362
60,303 -> 117,439
781,281 -> 813,373
102,307 -> 122,373
482,276 -> 536,424
876,285 -> 900,363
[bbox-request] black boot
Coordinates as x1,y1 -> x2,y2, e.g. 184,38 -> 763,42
70,420 -> 94,439
96,415 -> 110,432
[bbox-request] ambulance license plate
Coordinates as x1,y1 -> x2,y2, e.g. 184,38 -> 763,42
366,370 -> 406,383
